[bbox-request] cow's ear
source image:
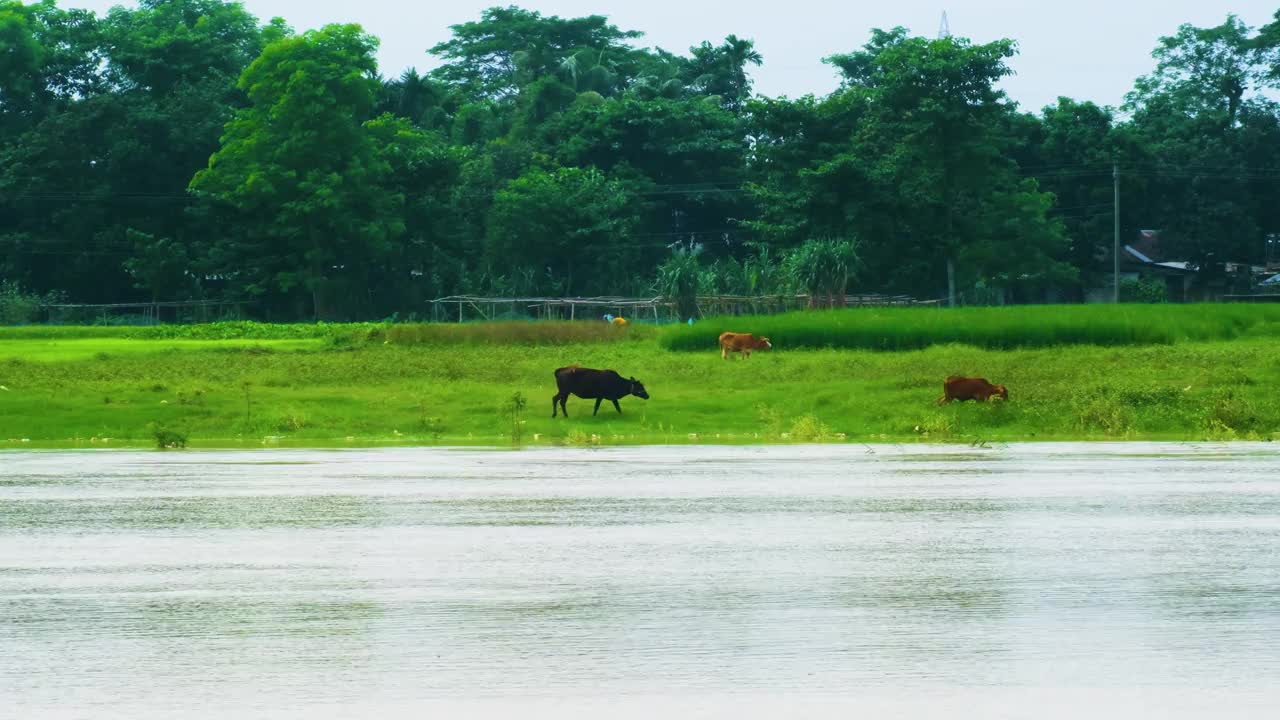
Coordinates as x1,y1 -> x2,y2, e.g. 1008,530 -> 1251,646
630,376 -> 636,381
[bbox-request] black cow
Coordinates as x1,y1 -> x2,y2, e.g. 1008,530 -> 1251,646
552,365 -> 650,418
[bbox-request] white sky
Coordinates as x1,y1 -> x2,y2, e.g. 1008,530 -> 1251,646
61,0 -> 1280,112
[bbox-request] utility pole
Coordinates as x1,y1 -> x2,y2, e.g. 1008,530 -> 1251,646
1113,161 -> 1120,303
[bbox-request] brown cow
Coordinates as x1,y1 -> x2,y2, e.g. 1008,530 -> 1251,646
719,332 -> 772,360
937,376 -> 1008,405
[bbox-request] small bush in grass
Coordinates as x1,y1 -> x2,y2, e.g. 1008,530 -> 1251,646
148,422 -> 187,449
789,414 -> 833,441
276,408 -> 307,432
505,392 -> 527,445
563,428 -> 600,447
913,413 -> 955,438
1072,395 -> 1135,436
1120,277 -> 1168,303
755,404 -> 785,436
0,282 -> 63,325
417,401 -> 445,440
1202,391 -> 1260,435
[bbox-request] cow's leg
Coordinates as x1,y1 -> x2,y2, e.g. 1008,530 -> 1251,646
721,345 -> 728,360
553,393 -> 566,417
612,399 -> 622,414
936,395 -> 949,406
593,398 -> 603,416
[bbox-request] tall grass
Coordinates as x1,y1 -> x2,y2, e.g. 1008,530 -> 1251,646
381,321 -> 655,345
1,319 -> 657,346
660,304 -> 1280,351
0,321 -> 376,341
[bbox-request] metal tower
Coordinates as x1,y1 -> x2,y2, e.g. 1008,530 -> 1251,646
938,11 -> 951,39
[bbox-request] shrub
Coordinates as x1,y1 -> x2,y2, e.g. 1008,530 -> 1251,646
783,237 -> 860,308
1072,396 -> 1134,436
505,391 -> 527,445
654,244 -> 707,321
789,413 -> 833,441
148,422 -> 188,449
1202,391 -> 1260,435
0,281 -> 60,325
1120,277 -> 1168,303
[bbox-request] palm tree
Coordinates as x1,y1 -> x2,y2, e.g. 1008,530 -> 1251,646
685,35 -> 763,111
630,51 -> 687,100
379,69 -> 447,128
557,48 -> 619,96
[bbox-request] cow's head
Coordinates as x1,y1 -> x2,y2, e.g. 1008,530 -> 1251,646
629,377 -> 650,400
758,336 -> 773,350
993,384 -> 1009,401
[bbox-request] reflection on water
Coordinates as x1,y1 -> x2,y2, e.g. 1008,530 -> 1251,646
2,443 -> 1279,719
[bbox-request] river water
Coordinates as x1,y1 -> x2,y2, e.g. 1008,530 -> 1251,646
3,444 -> 1279,719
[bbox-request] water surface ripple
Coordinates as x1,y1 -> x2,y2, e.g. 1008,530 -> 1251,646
2,443 -> 1279,719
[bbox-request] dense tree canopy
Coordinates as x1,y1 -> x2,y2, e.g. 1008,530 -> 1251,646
3,1 -> 1280,319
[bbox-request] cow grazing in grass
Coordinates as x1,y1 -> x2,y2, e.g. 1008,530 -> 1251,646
719,332 -> 772,360
937,376 -> 1008,405
552,365 -> 649,418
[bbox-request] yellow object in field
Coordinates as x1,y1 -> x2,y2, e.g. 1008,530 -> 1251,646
611,317 -> 628,327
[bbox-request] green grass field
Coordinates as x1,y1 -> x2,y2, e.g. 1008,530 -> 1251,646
2,307 -> 1278,448
661,304 -> 1280,351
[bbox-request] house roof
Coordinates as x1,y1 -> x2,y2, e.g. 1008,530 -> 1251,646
1123,245 -> 1154,263
1131,229 -> 1165,262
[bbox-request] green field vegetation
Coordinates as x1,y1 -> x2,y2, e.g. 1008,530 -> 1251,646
2,308 -> 1279,448
661,305 -> 1280,351
0,322 -> 373,341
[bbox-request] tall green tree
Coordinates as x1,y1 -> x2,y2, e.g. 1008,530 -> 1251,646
752,28 -> 1073,301
191,24 -> 404,319
1015,99 -> 1118,291
541,96 -> 748,253
1121,15 -> 1280,271
486,167 -> 642,295
1260,10 -> 1280,78
684,34 -> 762,112
102,0 -> 266,95
363,115 -> 461,313
428,6 -> 641,101
1126,15 -> 1267,129
0,1 -> 41,105
1,0 -> 268,303
377,67 -> 451,129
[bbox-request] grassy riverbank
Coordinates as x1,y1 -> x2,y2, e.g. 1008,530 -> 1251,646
3,308 -> 1279,447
